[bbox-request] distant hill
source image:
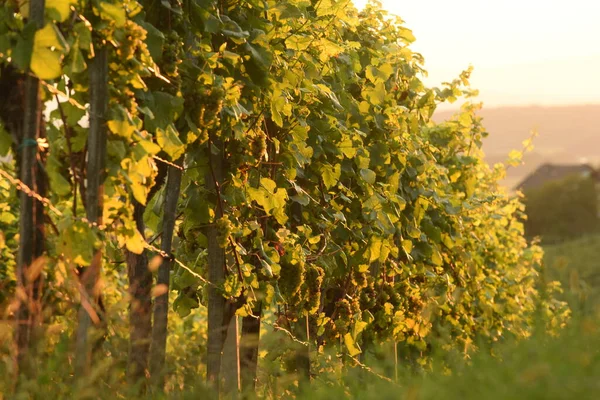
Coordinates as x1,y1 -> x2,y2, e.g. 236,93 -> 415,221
435,105 -> 600,189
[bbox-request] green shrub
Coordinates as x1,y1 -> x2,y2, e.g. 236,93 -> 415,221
523,175 -> 599,243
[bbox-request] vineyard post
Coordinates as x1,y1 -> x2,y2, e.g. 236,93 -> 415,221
150,159 -> 184,384
126,200 -> 152,387
15,0 -> 45,376
74,46 -> 108,375
206,138 -> 227,389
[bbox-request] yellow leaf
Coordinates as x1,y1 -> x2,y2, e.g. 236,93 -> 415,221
156,124 -> 184,160
34,23 -> 65,50
46,0 -> 76,22
432,249 -> 443,266
368,237 -> 382,263
344,333 -> 362,357
125,229 -> 145,254
108,118 -> 136,138
236,304 -> 251,317
99,2 -> 126,27
31,24 -> 65,80
131,179 -> 148,205
138,139 -> 161,156
260,177 -> 277,193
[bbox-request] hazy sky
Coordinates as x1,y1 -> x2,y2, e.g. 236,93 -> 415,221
352,0 -> 600,108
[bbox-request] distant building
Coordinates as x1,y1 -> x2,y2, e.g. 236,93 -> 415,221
515,163 -> 597,192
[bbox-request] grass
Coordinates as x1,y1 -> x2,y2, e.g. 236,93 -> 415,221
302,318 -> 600,400
4,235 -> 600,399
296,234 -> 600,399
543,234 -> 600,315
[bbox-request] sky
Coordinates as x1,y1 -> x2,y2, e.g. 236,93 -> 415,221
351,0 -> 600,109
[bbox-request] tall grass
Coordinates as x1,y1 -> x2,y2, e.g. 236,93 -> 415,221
2,234 -> 600,399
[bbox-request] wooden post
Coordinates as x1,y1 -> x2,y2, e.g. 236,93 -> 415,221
75,46 -> 108,375
15,0 -> 45,376
150,159 -> 183,383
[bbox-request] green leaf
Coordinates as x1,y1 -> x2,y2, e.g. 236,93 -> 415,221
431,249 -> 443,266
139,21 -> 165,62
143,92 -> 184,132
260,259 -> 273,277
363,194 -> 383,212
270,97 -> 284,127
121,156 -> 155,205
339,137 -> 356,158
47,156 -> 71,197
290,141 -> 313,167
0,125 -> 12,156
73,22 -> 92,53
362,82 -> 386,106
156,124 -> 184,160
464,175 -> 477,198
161,0 -> 183,14
248,179 -> 289,224
68,46 -> 86,73
365,63 -> 393,84
173,294 -> 199,318
368,237 -> 382,263
321,163 -> 341,189
360,168 -> 376,185
12,22 -> 37,69
176,268 -> 198,290
441,233 -> 455,249
286,34 -> 312,51
58,219 -> 98,266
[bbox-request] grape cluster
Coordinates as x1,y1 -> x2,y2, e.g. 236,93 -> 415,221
381,282 -> 402,307
183,228 -> 202,254
186,85 -> 226,143
116,20 -> 148,62
359,284 -> 377,309
351,270 -> 369,289
249,129 -> 267,162
279,251 -> 305,302
216,215 -> 233,248
332,297 -> 361,336
199,86 -> 225,125
109,21 -> 153,115
161,31 -> 183,79
303,265 -> 324,314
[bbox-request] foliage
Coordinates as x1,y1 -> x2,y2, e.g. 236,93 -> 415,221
543,234 -> 600,316
0,159 -> 18,308
299,316 -> 600,400
2,313 -> 598,399
523,175 -> 600,244
0,0 -> 569,396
